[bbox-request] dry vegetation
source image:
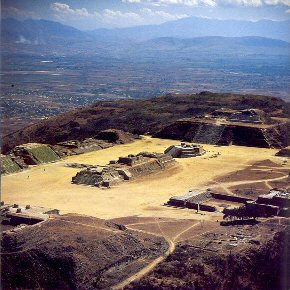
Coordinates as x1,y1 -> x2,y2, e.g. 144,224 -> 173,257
3,92 -> 290,153
1,214 -> 168,290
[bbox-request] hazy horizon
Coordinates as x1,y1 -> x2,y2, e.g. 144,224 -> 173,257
1,0 -> 290,30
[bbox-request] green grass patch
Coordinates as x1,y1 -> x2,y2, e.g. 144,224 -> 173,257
1,156 -> 21,174
28,146 -> 60,163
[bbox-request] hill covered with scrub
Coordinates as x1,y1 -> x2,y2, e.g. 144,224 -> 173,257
2,92 -> 290,153
1,214 -> 168,290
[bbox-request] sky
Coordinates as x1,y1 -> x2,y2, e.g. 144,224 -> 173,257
1,0 -> 290,30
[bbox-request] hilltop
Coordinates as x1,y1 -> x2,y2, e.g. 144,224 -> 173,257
2,92 -> 290,153
1,214 -> 168,289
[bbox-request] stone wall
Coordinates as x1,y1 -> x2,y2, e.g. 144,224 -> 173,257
211,193 -> 253,203
156,119 -> 289,149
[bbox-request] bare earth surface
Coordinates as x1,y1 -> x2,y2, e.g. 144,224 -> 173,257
2,136 -> 289,220
2,136 -> 290,289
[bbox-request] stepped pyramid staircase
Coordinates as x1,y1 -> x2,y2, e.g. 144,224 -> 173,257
180,149 -> 200,158
261,128 -> 283,149
192,124 -> 225,144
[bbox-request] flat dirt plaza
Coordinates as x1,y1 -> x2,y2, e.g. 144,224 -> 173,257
2,136 -> 289,220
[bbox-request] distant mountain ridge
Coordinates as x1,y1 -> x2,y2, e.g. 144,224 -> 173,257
1,18 -> 289,58
91,16 -> 290,42
1,18 -> 88,45
2,17 -> 290,46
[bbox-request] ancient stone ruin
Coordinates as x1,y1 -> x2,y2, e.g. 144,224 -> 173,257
167,189 -> 254,213
52,138 -> 113,157
245,189 -> 290,217
1,202 -> 59,228
165,143 -> 205,158
168,189 -> 216,212
53,129 -> 136,157
72,152 -> 175,188
276,146 -> 290,158
12,143 -> 60,166
156,108 -> 290,148
168,187 -> 290,217
1,143 -> 61,174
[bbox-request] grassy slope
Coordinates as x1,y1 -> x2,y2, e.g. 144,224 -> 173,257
28,146 -> 60,163
1,156 -> 21,174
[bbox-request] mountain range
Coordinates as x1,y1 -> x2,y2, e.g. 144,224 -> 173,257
2,17 -> 290,46
90,16 -> 290,42
1,18 -> 290,58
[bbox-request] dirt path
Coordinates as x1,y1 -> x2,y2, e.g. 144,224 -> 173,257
173,222 -> 200,242
111,225 -> 175,290
209,174 -> 289,196
112,219 -> 205,290
211,174 -> 288,189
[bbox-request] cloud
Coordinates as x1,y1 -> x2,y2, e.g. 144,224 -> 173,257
51,2 -> 90,17
102,9 -> 141,21
141,8 -> 188,19
218,0 -> 263,7
51,2 -> 188,27
122,0 -> 142,2
122,0 -> 290,6
2,6 -> 39,19
264,0 -> 290,5
51,2 -> 141,21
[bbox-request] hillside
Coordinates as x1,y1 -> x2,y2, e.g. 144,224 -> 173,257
127,219 -> 290,290
1,214 -> 168,289
2,92 -> 290,153
1,18 -> 88,45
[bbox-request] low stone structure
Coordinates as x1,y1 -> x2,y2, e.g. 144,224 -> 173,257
245,201 -> 280,217
256,189 -> 290,208
168,189 -> 216,212
1,203 -> 59,228
236,189 -> 290,218
168,189 -> 256,213
275,146 -> 290,158
72,152 -> 175,188
211,192 -> 253,204
226,109 -> 269,124
53,138 -> 113,157
72,167 -> 123,188
165,143 -> 205,158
